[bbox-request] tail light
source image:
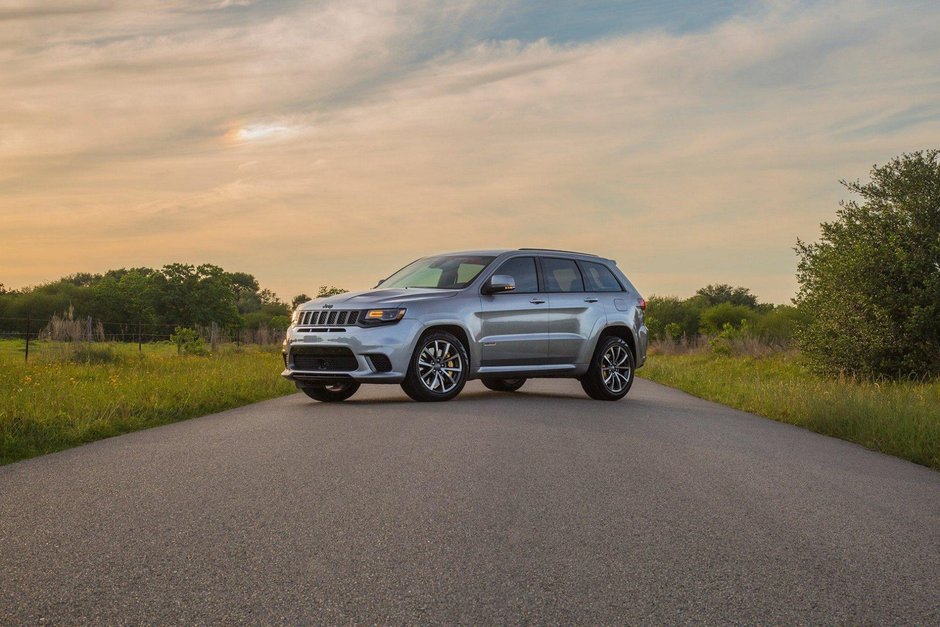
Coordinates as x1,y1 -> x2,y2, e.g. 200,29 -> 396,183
638,298 -> 647,311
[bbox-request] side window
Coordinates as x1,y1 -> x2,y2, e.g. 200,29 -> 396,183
541,258 -> 584,293
578,261 -> 623,292
493,257 -> 539,293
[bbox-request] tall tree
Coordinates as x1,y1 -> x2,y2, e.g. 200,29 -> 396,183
155,263 -> 239,326
316,286 -> 348,298
796,150 -> 940,378
692,284 -> 758,309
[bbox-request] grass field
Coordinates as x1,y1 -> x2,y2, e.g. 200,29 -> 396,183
639,352 -> 940,471
5,340 -> 938,472
0,340 -> 295,465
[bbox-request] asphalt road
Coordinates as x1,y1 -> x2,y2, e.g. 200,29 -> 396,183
1,378 -> 939,624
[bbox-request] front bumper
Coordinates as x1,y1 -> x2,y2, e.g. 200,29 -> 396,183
281,319 -> 421,385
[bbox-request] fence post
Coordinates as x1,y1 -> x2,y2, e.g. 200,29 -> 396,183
86,316 -> 93,342
138,320 -> 142,353
24,311 -> 30,364
211,321 -> 218,353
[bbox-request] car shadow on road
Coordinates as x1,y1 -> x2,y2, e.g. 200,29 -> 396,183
319,390 -> 632,406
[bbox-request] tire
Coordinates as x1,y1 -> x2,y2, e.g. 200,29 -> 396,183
401,331 -> 469,402
580,336 -> 635,401
480,377 -> 526,392
301,381 -> 360,402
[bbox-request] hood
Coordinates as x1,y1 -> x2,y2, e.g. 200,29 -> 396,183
299,288 -> 459,309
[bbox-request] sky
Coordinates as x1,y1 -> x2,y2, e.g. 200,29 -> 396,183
2,0 -> 940,304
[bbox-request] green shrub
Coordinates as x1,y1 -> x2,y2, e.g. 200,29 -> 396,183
170,327 -> 208,356
796,150 -> 940,378
753,305 -> 808,344
699,303 -> 758,335
707,323 -> 735,356
646,296 -> 701,340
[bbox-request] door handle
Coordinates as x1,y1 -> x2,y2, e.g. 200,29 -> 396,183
529,298 -> 546,305
584,297 -> 599,303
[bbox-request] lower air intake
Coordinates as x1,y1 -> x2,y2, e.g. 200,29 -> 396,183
291,347 -> 358,372
366,354 -> 393,372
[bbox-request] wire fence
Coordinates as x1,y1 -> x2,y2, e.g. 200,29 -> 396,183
0,315 -> 286,363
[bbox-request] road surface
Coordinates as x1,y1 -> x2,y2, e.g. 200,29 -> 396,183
1,379 -> 938,624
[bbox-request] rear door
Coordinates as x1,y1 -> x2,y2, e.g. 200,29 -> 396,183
541,257 -> 607,365
577,259 -> 626,311
478,256 -> 549,367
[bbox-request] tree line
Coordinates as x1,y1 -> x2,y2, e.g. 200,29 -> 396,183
0,263 -> 345,335
646,285 -> 808,346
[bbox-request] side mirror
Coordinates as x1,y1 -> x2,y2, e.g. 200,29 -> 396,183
482,274 -> 516,295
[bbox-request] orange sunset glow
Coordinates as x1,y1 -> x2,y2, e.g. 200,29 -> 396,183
2,1 -> 940,303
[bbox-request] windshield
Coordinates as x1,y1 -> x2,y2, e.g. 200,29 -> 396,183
381,255 -> 496,289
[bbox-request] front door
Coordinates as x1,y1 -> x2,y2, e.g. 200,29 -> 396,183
479,256 -> 548,367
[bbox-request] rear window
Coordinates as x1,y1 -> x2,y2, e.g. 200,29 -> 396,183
578,261 -> 622,292
542,257 -> 584,292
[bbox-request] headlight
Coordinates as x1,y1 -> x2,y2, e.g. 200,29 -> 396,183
291,308 -> 302,324
363,308 -> 406,324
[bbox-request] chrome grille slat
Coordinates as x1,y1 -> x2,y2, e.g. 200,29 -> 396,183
297,309 -> 361,328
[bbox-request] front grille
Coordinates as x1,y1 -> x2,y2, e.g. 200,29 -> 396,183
366,354 -> 392,372
298,310 -> 359,326
291,346 -> 358,372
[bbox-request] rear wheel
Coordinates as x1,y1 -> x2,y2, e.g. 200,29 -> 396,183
300,381 -> 360,402
401,331 -> 469,402
480,377 -> 527,392
580,336 -> 634,401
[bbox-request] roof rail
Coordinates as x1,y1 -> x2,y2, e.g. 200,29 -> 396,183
517,248 -> 600,257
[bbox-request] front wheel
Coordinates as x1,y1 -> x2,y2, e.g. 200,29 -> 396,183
480,377 -> 526,392
401,331 -> 469,402
580,336 -> 634,401
301,381 -> 360,402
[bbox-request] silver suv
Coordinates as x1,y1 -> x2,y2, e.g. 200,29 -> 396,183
282,249 -> 648,402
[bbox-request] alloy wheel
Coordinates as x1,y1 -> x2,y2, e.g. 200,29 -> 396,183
417,339 -> 463,393
601,343 -> 632,393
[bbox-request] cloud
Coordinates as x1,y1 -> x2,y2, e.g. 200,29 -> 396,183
1,0 -> 940,303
